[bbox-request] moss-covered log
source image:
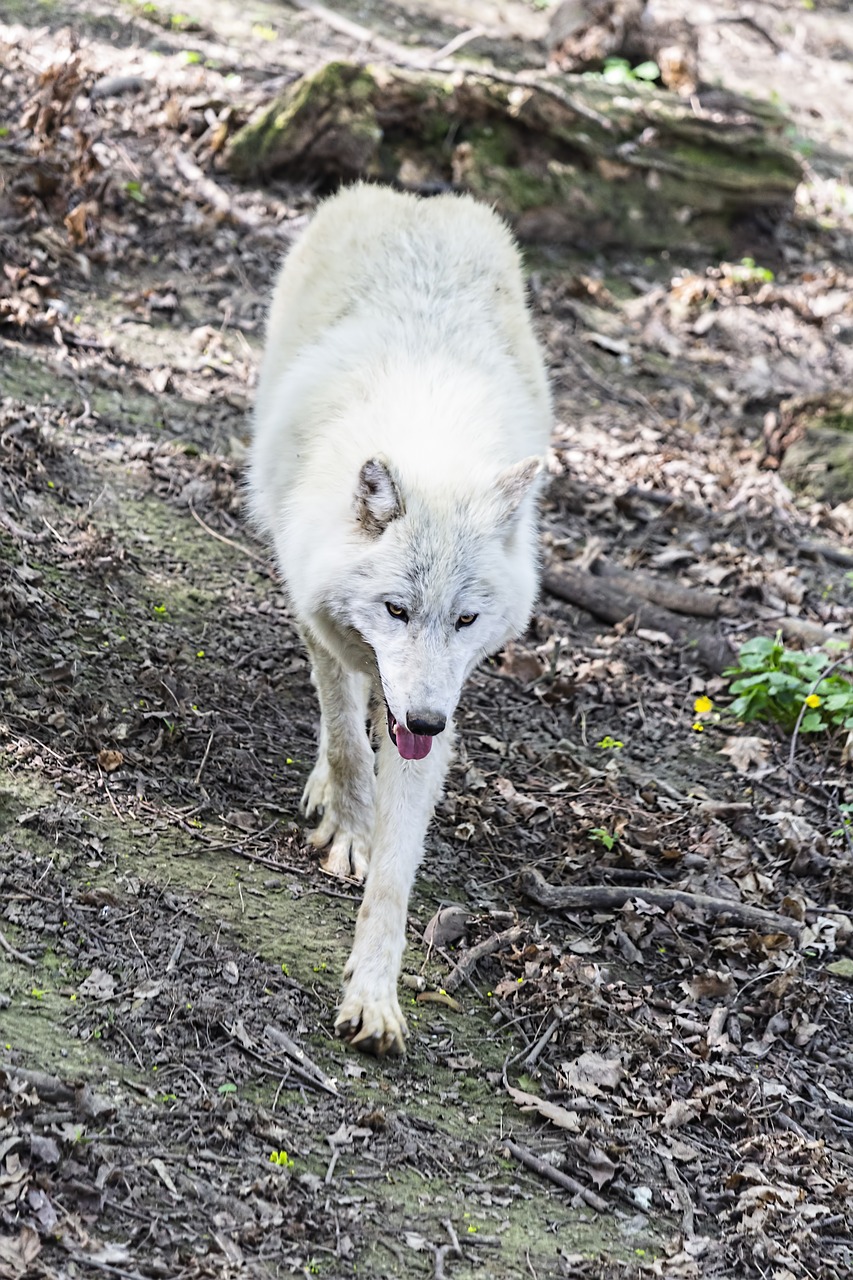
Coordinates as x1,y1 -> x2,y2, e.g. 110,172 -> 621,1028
226,60 -> 802,250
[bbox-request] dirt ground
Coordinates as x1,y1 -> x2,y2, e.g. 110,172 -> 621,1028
1,1 -> 853,1277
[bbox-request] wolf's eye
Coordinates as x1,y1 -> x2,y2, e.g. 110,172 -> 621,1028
456,613 -> 478,629
386,602 -> 409,623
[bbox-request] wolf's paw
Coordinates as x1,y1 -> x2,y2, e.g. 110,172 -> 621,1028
308,817 -> 370,882
301,761 -> 333,821
301,765 -> 371,880
335,980 -> 408,1057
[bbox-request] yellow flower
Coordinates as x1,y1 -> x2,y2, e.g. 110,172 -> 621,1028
692,722 -> 704,733
805,694 -> 821,708
693,695 -> 713,714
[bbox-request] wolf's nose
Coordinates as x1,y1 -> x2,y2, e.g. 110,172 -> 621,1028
406,711 -> 447,737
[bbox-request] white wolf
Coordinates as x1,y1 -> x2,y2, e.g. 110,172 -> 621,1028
249,184 -> 551,1055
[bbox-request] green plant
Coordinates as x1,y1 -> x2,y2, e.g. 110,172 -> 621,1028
725,257 -> 774,285
724,635 -> 853,734
832,804 -> 853,839
597,57 -> 660,86
588,826 -> 617,851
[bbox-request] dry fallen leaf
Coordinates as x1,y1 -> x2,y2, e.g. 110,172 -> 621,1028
423,904 -> 470,948
718,735 -> 770,775
662,1098 -> 702,1129
416,990 -> 462,1012
505,1083 -> 581,1132
77,968 -> 117,1001
561,1051 -> 624,1096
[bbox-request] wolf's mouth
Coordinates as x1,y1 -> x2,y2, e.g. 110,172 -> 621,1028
385,705 -> 433,761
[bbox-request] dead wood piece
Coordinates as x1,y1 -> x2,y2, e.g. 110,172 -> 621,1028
227,58 -> 801,251
264,1024 -> 339,1094
0,928 -> 37,967
519,867 -> 802,938
443,924 -> 523,993
798,540 -> 853,571
542,564 -> 734,673
769,616 -> 851,650
503,1138 -> 608,1211
593,555 -> 737,619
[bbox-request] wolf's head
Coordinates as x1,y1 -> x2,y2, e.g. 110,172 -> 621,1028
320,456 -> 544,760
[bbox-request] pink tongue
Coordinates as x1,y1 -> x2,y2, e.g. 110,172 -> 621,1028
394,723 -> 433,761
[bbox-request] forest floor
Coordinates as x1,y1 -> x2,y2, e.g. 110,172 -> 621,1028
1,1 -> 853,1277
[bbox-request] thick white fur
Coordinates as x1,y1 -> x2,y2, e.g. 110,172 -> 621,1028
249,184 -> 551,1054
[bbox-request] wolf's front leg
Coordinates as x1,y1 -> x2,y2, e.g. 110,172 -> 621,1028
335,726 -> 454,1055
301,642 -> 375,881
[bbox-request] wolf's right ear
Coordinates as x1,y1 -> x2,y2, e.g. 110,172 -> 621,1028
355,458 -> 404,536
493,455 -> 544,524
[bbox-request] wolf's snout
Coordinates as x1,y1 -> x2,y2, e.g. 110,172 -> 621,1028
406,711 -> 447,737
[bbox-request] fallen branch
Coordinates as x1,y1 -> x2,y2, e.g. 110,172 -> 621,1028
767,614 -> 852,650
593,555 -> 737,620
542,565 -> 734,673
519,867 -> 802,938
502,1138 -> 608,1212
797,540 -> 853,570
443,924 -> 523,993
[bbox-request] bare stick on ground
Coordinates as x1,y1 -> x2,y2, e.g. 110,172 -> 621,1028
503,1139 -> 608,1212
443,924 -> 523,993
0,928 -> 37,967
519,868 -> 802,938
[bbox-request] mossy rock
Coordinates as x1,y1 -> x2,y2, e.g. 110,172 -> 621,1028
227,59 -> 802,249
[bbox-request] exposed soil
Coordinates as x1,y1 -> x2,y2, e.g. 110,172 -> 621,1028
1,2 -> 853,1278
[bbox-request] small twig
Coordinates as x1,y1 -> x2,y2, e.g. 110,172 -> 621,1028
709,14 -> 783,54
188,502 -> 269,566
425,25 -> 484,66
0,497 -> 47,542
519,867 -> 802,938
263,1024 -> 339,1095
286,0 -> 418,62
0,929 -> 37,967
663,1155 -> 696,1237
194,730 -> 214,786
502,1139 -> 608,1212
523,1015 -> 561,1070
324,1148 -> 340,1185
443,924 -> 523,993
434,1218 -> 462,1280
165,931 -> 186,973
97,761 -> 125,824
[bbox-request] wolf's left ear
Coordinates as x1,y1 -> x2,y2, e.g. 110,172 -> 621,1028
355,458 -> 404,536
493,456 -> 545,524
